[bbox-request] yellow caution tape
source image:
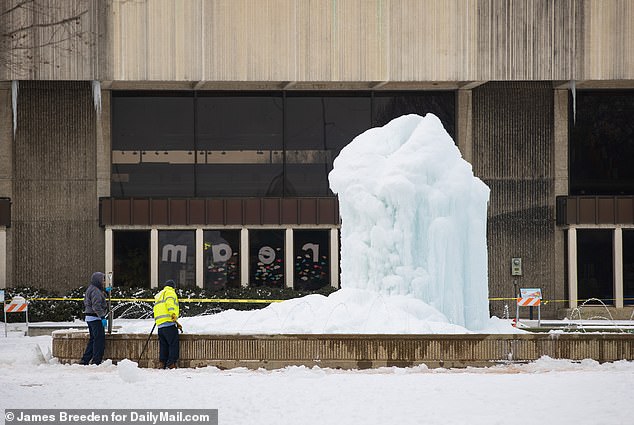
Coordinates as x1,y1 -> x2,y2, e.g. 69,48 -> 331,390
22,297 -> 634,305
26,297 -> 285,303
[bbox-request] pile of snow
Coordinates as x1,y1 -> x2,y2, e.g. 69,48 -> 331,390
0,342 -> 46,366
117,114 -> 510,335
117,359 -> 144,383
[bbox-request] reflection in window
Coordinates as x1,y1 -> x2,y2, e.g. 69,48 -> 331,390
113,231 -> 150,287
570,91 -> 634,195
294,230 -> 330,290
577,229 -> 613,304
249,230 -> 284,287
623,230 -> 634,305
158,230 -> 196,288
204,230 -> 240,290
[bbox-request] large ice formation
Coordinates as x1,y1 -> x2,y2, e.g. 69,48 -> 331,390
329,114 -> 490,329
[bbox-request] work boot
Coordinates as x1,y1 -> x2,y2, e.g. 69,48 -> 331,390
158,362 -> 165,369
168,363 -> 177,369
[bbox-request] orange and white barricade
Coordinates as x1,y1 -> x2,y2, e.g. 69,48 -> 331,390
3,295 -> 29,337
515,289 -> 541,327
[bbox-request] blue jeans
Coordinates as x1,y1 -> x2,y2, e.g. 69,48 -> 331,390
158,324 -> 179,367
81,320 -> 105,365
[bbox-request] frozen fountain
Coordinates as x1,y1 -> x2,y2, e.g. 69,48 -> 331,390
52,114 -> 634,368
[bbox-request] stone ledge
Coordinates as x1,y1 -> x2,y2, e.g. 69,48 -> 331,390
52,332 -> 634,369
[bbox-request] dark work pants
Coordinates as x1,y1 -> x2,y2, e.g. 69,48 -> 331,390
81,320 -> 105,365
158,324 -> 179,368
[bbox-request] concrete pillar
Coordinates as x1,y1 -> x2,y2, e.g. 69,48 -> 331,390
614,227 -> 624,309
104,228 -> 113,280
568,228 -> 578,309
456,89 -> 473,163
285,228 -> 293,288
196,228 -> 203,288
240,228 -> 249,287
330,228 -> 339,289
96,89 -> 111,199
554,89 -> 569,311
150,229 -> 158,288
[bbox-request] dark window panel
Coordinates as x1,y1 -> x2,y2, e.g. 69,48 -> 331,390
158,230 -> 196,288
112,96 -> 195,150
570,91 -> 634,195
197,95 -> 283,150
284,164 -> 332,197
113,231 -> 150,288
293,230 -> 330,290
204,230 -> 241,290
195,164 -> 283,197
249,229 -> 285,287
285,95 -> 372,154
111,164 -> 195,197
577,229 -> 614,304
373,92 -> 456,140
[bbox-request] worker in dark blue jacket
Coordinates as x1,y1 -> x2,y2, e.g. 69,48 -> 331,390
80,272 -> 108,365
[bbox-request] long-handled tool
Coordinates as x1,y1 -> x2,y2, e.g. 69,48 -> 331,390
138,322 -> 156,363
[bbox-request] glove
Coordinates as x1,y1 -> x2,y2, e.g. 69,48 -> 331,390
102,318 -> 107,328
176,321 -> 183,333
105,287 -> 112,293
171,313 -> 177,322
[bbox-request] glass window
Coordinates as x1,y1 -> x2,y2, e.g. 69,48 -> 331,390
204,230 -> 241,290
111,91 -> 456,198
113,231 -> 150,288
112,92 -> 195,197
196,94 -> 284,196
623,230 -> 634,305
373,92 -> 456,139
196,94 -> 283,150
158,230 -> 196,288
577,229 -> 614,305
112,164 -> 195,197
249,229 -> 285,287
285,94 -> 371,196
196,164 -> 283,197
112,93 -> 195,150
293,230 -> 330,290
570,91 -> 634,195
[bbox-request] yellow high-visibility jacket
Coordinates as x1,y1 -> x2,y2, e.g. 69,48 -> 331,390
153,285 -> 179,326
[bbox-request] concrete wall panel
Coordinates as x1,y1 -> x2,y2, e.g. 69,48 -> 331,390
12,81 -> 102,291
472,82 -> 556,317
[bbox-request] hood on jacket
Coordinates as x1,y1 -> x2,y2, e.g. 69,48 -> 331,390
90,272 -> 105,289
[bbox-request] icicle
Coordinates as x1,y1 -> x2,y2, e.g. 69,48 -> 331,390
92,80 -> 102,115
11,81 -> 18,137
571,80 -> 576,125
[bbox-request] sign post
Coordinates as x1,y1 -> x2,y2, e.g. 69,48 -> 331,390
4,295 -> 28,335
516,288 -> 542,327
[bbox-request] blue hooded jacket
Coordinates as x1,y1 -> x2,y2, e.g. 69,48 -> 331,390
84,272 -> 107,318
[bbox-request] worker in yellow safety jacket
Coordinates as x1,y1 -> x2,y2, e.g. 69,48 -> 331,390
153,280 -> 181,369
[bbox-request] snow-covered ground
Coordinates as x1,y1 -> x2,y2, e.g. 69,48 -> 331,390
1,327 -> 633,425
3,114 -> 632,424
